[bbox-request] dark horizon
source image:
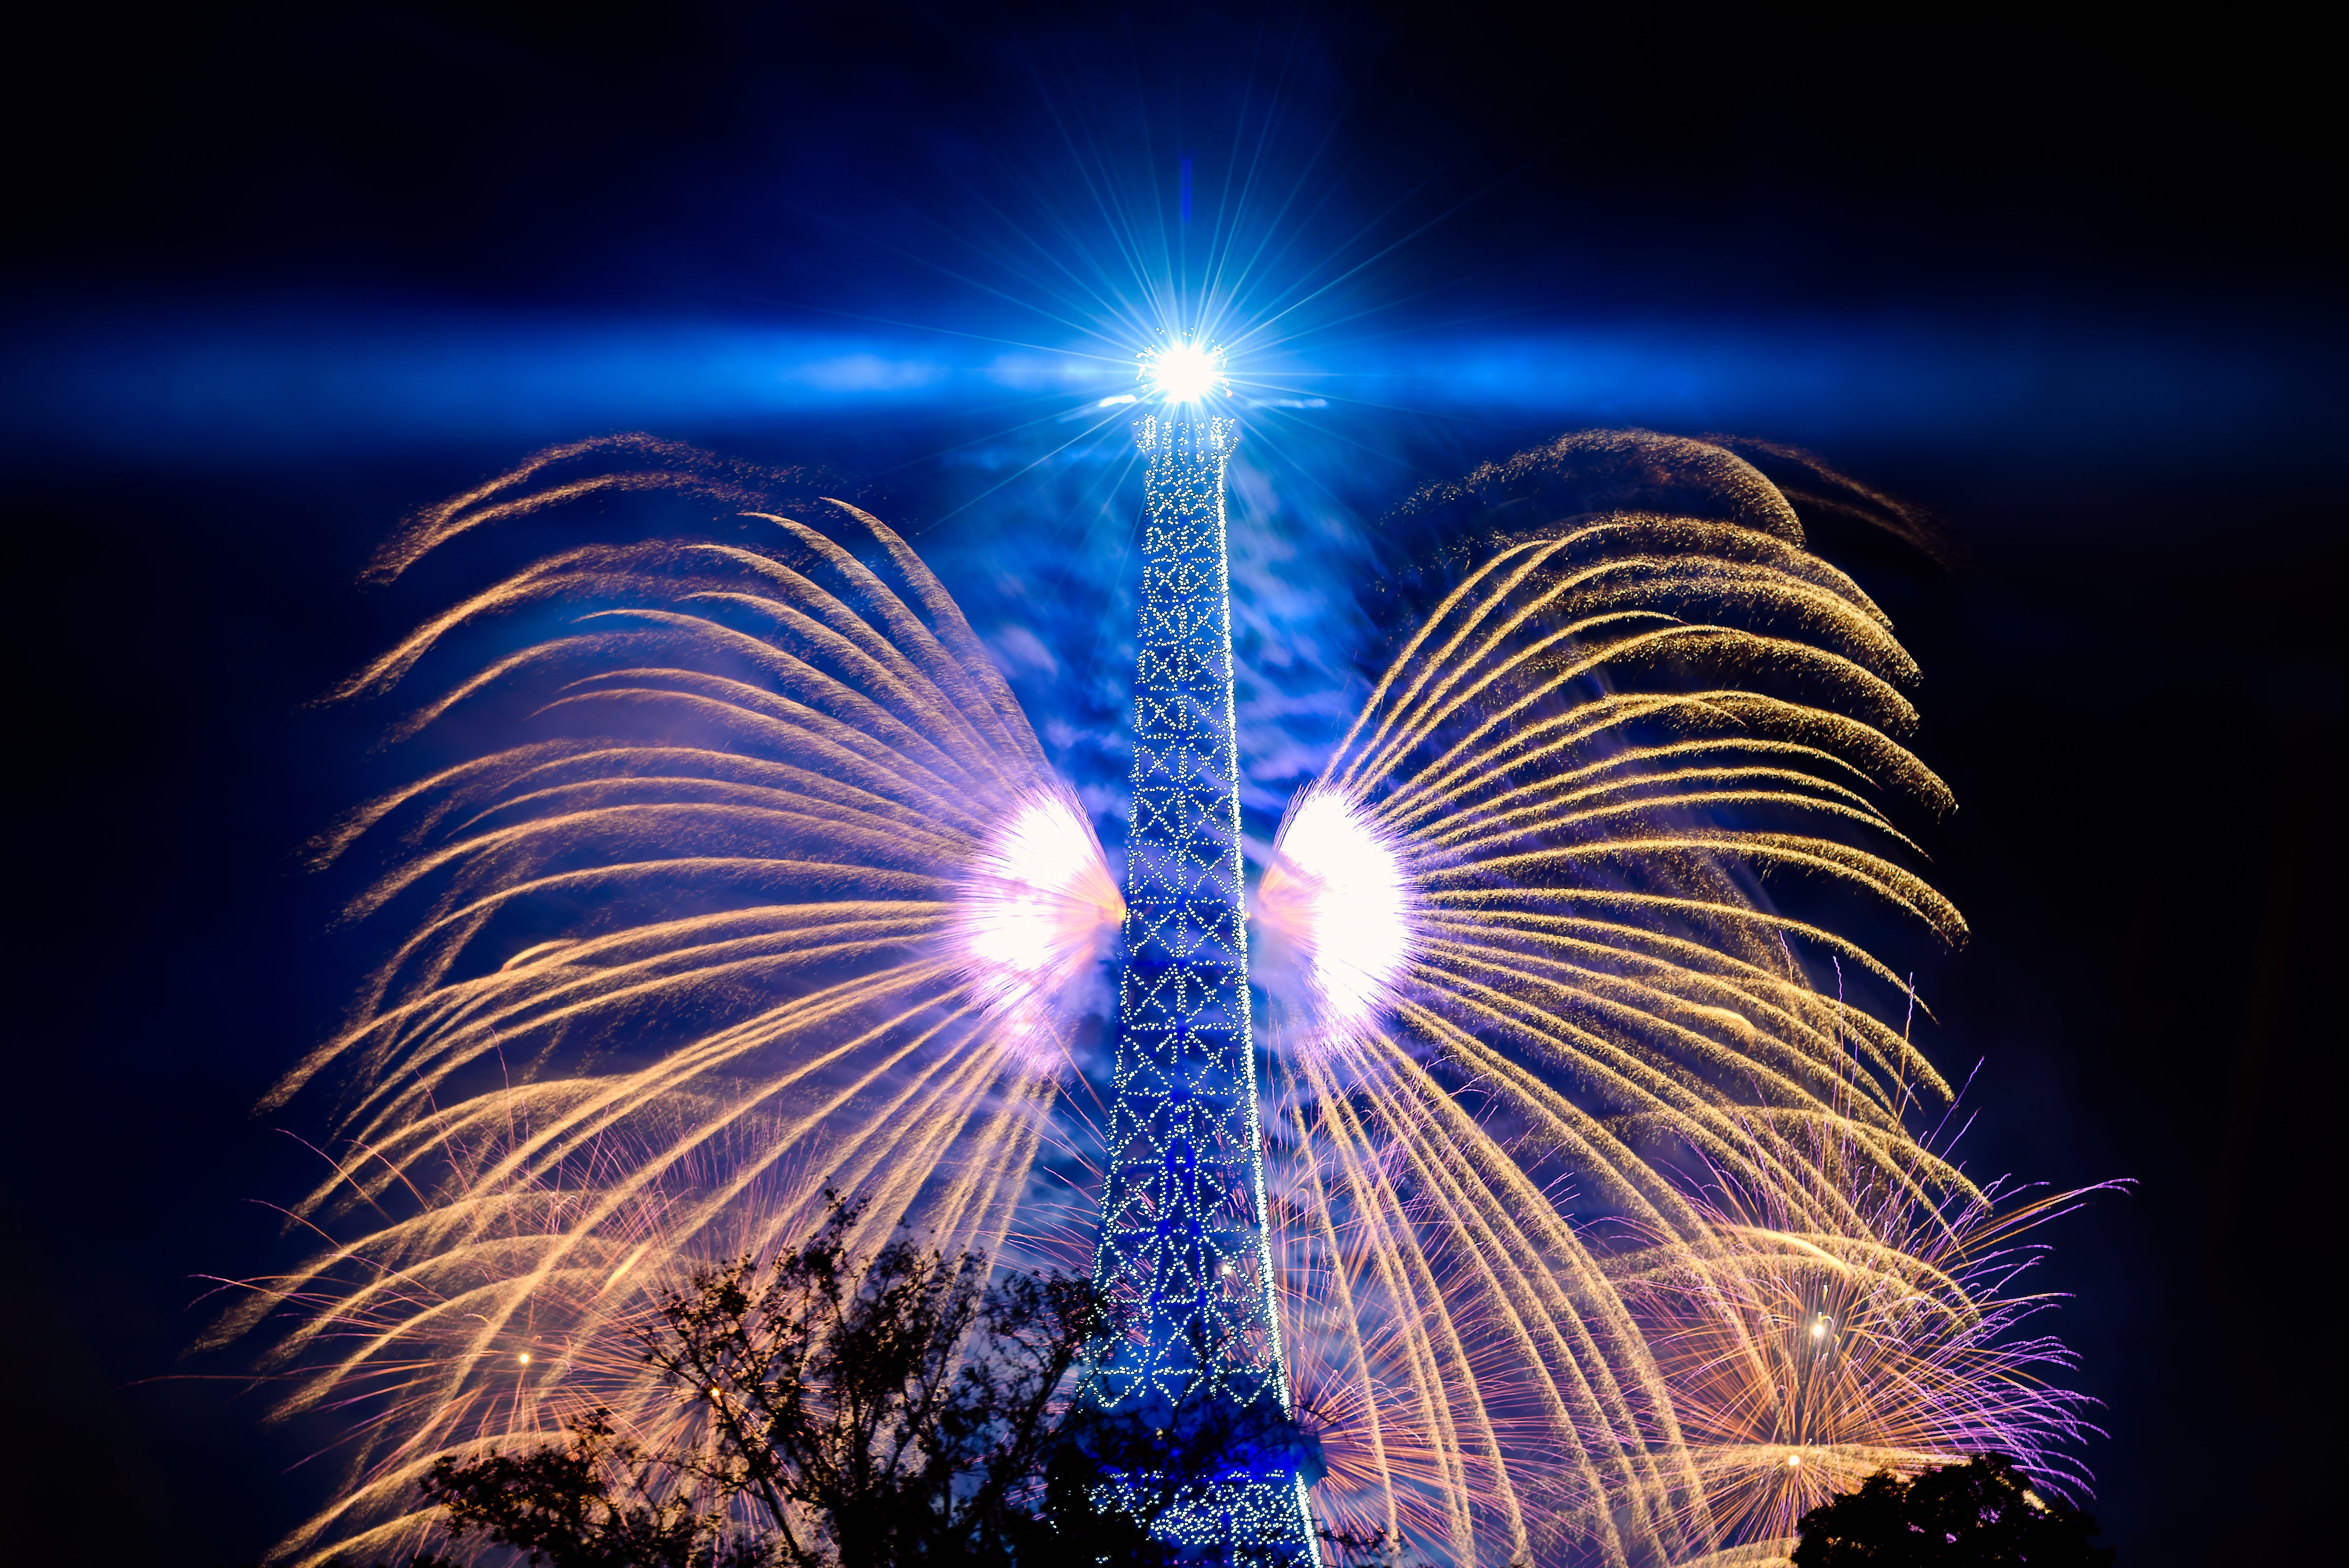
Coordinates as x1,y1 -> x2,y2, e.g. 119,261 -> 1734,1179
3,7 -> 2331,1565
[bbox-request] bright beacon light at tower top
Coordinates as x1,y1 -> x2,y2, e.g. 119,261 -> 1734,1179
1138,339 -> 1227,403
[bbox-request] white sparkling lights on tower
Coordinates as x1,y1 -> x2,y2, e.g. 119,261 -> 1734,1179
1085,339 -> 1320,1564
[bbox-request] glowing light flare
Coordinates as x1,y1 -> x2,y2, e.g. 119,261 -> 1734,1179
1256,787 -> 1419,1034
1139,340 -> 1227,403
951,788 -> 1124,1049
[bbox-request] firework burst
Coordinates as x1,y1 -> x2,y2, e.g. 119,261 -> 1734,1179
1606,1122 -> 2109,1553
233,430 -> 2096,1567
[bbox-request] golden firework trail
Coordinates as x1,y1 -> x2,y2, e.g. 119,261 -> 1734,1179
226,431 -> 2095,1567
1603,1123 -> 2106,1555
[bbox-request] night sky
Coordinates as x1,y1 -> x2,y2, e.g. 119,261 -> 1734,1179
4,7 -> 2332,1565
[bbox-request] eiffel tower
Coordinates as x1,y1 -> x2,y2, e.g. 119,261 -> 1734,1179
1086,402 -> 1320,1564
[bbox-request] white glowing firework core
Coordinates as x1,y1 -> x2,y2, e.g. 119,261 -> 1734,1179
1258,788 -> 1416,1030
1140,341 -> 1225,403
953,790 -> 1124,1041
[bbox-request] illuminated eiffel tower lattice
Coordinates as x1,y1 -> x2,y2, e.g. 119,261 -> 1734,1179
1086,405 -> 1319,1565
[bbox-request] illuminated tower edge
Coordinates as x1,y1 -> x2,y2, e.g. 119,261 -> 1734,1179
1089,409 -> 1320,1564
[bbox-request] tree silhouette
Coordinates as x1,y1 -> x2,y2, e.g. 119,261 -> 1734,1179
1792,1455 -> 2114,1566
419,1199 -> 1181,1567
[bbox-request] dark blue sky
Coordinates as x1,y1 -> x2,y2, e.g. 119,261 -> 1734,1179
4,6 -> 2333,1564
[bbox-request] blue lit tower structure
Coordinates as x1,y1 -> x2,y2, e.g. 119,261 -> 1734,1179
1088,345 -> 1319,1564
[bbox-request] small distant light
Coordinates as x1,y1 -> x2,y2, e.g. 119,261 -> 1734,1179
517,1352 -> 530,1364
708,1385 -> 721,1399
1811,1317 -> 1832,1339
1788,1454 -> 1803,1468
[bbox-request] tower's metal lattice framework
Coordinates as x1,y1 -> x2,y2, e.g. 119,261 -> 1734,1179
1089,411 -> 1318,1563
